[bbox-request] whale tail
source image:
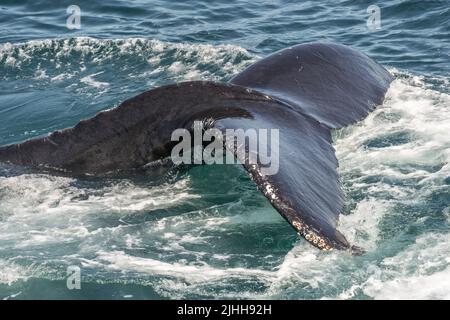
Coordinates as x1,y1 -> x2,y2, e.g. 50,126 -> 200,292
0,43 -> 393,253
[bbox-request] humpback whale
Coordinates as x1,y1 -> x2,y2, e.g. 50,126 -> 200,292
0,42 -> 393,254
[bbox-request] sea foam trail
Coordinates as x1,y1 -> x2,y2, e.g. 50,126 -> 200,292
335,75 -> 450,247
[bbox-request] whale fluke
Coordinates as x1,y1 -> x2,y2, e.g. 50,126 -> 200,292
0,42 -> 393,253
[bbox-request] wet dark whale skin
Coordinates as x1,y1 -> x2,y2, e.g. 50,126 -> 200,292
0,42 -> 393,253
230,42 -> 393,129
0,82 -> 271,173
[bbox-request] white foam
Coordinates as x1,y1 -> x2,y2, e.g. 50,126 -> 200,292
363,232 -> 450,299
80,72 -> 109,89
0,260 -> 30,285
365,268 -> 450,300
0,174 -> 197,217
334,75 -> 450,250
0,173 -> 199,253
0,37 -> 255,83
339,199 -> 391,250
96,250 -> 273,283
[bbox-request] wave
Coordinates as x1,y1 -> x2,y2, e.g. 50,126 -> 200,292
0,37 -> 255,84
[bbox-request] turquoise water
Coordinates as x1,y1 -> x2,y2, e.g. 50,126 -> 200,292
0,0 -> 449,299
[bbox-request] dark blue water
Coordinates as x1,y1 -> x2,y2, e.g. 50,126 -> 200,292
0,0 -> 449,299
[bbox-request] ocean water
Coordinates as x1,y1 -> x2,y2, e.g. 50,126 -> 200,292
0,0 -> 449,300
